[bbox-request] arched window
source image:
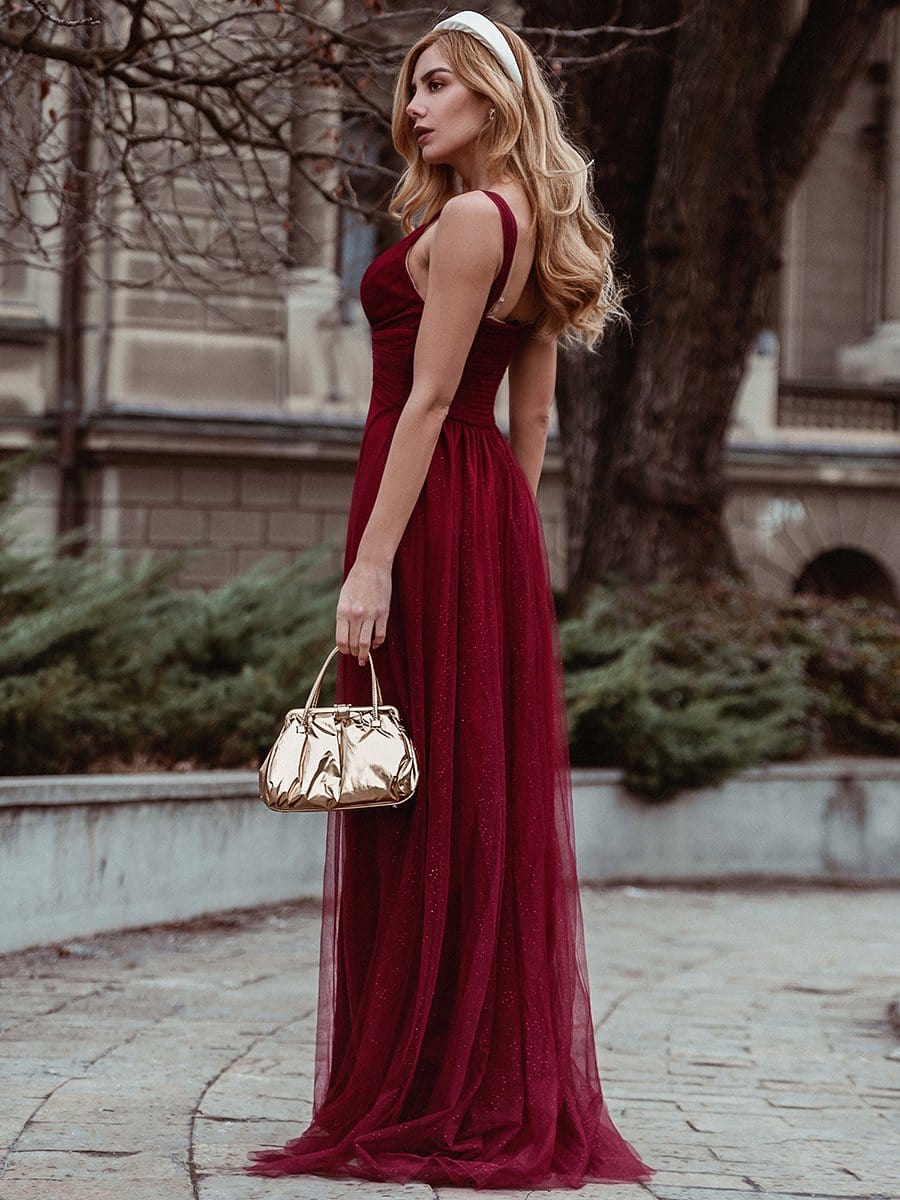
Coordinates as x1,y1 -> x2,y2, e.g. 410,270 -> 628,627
794,547 -> 898,607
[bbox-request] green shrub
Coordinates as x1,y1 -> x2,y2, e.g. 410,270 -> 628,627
559,578 -> 899,800
0,456 -> 340,773
1,457 -> 898,797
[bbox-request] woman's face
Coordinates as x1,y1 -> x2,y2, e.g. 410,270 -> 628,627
405,43 -> 492,166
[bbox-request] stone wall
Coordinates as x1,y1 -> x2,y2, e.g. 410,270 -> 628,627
725,466 -> 900,599
3,757 -> 898,955
0,404 -> 568,591
95,460 -> 351,587
5,426 -> 898,602
80,436 -> 569,591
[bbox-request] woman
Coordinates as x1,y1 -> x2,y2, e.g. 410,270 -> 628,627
247,10 -> 655,1190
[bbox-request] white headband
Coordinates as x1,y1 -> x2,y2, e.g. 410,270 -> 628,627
432,10 -> 524,89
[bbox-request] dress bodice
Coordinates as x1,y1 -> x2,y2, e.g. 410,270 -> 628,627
359,190 -> 534,427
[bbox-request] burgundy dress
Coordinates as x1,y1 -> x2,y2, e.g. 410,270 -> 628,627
247,190 -> 655,1189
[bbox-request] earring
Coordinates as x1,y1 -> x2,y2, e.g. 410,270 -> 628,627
488,107 -> 496,120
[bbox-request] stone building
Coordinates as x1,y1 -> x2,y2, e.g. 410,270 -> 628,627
0,4 -> 898,603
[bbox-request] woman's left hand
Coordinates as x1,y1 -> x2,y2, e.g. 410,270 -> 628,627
336,557 -> 392,665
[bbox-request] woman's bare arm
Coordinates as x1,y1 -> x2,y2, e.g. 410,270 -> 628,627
506,332 -> 557,498
336,191 -> 505,662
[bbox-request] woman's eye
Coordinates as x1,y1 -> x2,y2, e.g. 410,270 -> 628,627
428,81 -> 443,92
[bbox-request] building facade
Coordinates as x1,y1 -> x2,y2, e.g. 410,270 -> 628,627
1,5 -> 898,602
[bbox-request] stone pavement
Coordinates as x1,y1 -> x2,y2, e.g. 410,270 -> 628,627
1,885 -> 898,1200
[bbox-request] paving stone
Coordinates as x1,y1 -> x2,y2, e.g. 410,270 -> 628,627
1,1147 -> 188,1183
0,886 -> 898,1200
0,1185 -> 178,1200
648,1173 -> 760,1189
199,1174 -> 434,1199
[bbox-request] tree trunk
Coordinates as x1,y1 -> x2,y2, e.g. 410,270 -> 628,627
521,0 -> 890,602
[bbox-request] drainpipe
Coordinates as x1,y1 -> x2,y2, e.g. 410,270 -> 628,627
56,3 -> 95,547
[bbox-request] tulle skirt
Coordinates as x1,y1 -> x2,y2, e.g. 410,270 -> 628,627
246,410 -> 655,1188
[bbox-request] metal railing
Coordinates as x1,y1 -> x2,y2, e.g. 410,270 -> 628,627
778,380 -> 900,431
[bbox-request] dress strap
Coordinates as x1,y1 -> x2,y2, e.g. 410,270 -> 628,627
481,190 -> 518,315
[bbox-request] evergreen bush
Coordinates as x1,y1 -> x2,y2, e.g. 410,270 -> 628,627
1,457 -> 897,797
0,454 -> 340,773
559,578 -> 900,799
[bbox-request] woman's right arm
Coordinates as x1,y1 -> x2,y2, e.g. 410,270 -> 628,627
507,333 -> 557,498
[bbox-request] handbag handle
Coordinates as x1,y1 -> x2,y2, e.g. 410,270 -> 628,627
302,644 -> 383,717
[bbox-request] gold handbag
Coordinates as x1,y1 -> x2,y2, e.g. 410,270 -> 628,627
258,644 -> 419,812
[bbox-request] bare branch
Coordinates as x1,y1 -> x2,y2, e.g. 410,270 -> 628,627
0,1 -> 680,289
18,0 -> 99,27
518,6 -> 700,42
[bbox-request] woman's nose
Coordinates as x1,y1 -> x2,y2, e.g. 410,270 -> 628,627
407,94 -> 425,119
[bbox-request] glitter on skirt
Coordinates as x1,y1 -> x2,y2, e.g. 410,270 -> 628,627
246,190 -> 656,1190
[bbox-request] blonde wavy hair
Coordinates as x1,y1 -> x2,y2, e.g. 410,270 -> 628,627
389,19 -> 630,349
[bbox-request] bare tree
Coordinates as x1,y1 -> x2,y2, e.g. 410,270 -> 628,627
0,1 -> 685,283
0,0 -> 433,286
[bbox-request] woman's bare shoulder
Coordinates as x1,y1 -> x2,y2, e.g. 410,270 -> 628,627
428,192 -> 505,270
435,189 -> 505,231
483,182 -> 535,231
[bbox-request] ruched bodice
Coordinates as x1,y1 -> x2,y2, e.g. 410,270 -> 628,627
359,190 -> 533,426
